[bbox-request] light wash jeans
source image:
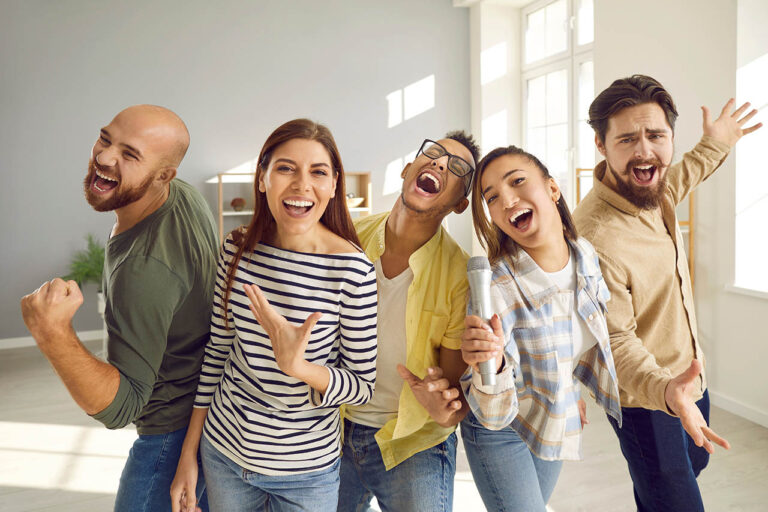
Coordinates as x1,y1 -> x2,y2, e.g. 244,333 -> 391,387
460,411 -> 562,512
114,426 -> 208,512
200,435 -> 340,512
337,420 -> 457,512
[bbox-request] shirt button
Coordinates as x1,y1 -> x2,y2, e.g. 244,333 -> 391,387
588,314 -> 595,321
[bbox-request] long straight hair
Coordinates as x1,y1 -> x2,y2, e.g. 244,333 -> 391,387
471,145 -> 578,264
222,119 -> 360,323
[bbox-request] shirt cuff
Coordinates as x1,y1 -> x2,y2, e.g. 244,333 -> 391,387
471,357 -> 515,395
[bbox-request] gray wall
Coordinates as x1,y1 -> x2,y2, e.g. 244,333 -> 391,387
0,0 -> 472,338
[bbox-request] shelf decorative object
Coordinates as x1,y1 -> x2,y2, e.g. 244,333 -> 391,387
230,197 -> 246,211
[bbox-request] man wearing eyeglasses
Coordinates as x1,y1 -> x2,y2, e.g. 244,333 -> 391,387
338,133 -> 479,512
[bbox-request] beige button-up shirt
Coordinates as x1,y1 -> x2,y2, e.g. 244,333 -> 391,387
574,136 -> 730,412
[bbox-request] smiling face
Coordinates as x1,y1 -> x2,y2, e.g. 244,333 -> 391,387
399,138 -> 471,218
258,138 -> 337,242
596,102 -> 674,209
480,154 -> 563,253
84,106 -> 185,212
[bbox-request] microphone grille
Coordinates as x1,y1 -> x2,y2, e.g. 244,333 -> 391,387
467,256 -> 491,272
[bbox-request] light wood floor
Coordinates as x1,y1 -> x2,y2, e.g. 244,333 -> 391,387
1,342 -> 766,511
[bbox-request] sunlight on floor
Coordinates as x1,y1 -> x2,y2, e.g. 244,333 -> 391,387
0,421 -> 134,493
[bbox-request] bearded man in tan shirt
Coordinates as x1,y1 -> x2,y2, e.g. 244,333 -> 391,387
574,75 -> 761,512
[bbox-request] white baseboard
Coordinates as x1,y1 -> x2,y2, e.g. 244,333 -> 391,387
1,330 -> 104,350
709,390 -> 768,429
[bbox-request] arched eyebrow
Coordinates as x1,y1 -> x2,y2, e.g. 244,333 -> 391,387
273,158 -> 330,169
482,169 -> 524,195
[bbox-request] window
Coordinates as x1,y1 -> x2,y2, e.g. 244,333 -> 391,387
735,51 -> 768,294
522,0 -> 594,205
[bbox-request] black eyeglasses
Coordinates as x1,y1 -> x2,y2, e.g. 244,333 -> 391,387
417,139 -> 475,179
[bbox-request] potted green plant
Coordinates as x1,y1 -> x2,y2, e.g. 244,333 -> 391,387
64,234 -> 106,314
64,234 -> 107,356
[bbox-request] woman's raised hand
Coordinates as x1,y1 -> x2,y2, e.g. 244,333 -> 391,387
243,283 -> 322,378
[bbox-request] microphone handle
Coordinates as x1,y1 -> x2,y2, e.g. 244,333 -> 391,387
478,345 -> 497,386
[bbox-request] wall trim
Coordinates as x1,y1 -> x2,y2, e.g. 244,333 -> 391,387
1,330 -> 103,350
709,390 -> 768,429
725,284 -> 768,301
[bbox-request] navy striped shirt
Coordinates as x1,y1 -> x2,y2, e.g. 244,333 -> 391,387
194,236 -> 377,475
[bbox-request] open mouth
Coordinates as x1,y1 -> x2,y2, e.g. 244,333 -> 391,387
416,171 -> 441,195
283,198 -> 314,215
509,208 -> 532,231
631,164 -> 657,185
92,168 -> 119,193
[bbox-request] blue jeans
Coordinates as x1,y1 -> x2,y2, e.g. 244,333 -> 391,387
460,411 -> 562,512
337,420 -> 457,512
114,426 -> 208,512
607,390 -> 711,512
200,435 -> 340,511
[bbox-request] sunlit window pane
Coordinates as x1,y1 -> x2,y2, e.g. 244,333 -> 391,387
527,75 -> 547,127
545,0 -> 568,57
578,60 -> 594,120
528,127 -> 547,158
526,0 -> 567,64
546,69 -> 568,125
482,110 -> 509,156
577,123 -> 595,168
735,51 -> 768,292
577,0 -> 594,45
546,123 -> 569,179
525,9 -> 546,63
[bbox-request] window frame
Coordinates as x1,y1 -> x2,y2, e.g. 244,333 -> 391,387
521,0 -> 594,206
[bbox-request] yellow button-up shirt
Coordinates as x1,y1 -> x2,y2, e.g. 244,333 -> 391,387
351,211 -> 469,469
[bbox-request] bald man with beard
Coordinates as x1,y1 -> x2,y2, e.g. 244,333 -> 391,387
21,105 -> 218,511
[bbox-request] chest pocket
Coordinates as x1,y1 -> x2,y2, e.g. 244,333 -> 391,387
512,320 -> 560,403
414,311 -> 449,351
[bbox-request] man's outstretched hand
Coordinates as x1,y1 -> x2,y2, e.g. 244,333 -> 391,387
664,360 -> 730,454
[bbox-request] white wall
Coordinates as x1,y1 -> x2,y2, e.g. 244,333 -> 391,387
594,0 -> 768,426
0,0 -> 473,339
468,1 -> 523,255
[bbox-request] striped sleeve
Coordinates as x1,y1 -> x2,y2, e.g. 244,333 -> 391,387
310,263 -> 377,407
194,242 -> 236,407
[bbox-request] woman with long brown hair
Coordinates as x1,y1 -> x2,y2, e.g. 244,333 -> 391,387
170,119 -> 377,512
459,146 -> 621,511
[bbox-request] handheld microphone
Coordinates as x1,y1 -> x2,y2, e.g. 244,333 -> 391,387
467,256 -> 496,386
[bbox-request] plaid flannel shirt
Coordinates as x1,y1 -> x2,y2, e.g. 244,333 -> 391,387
461,237 -> 622,460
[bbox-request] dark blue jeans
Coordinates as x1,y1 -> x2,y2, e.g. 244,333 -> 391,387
114,426 -> 208,512
607,390 -> 710,512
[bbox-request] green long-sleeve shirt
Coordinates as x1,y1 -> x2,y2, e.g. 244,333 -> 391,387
91,179 -> 218,434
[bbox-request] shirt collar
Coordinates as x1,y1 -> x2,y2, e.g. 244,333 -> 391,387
500,238 -> 599,309
368,211 -> 444,266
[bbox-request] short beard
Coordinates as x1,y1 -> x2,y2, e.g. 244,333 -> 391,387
608,157 -> 667,210
83,159 -> 156,212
